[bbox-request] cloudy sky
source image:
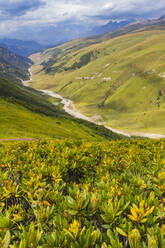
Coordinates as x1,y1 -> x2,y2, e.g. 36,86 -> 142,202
0,0 -> 165,44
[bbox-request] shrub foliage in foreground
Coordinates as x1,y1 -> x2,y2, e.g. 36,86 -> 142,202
0,139 -> 164,247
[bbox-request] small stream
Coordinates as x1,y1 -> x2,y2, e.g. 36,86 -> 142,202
21,69 -> 165,139
40,90 -> 130,137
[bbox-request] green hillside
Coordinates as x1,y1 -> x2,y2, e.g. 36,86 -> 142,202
0,76 -> 123,140
30,23 -> 165,135
0,47 -> 32,83
0,139 -> 164,247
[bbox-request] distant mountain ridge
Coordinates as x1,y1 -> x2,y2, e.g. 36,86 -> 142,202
157,15 -> 165,20
0,38 -> 45,57
88,15 -> 165,42
40,16 -> 165,76
89,19 -> 135,36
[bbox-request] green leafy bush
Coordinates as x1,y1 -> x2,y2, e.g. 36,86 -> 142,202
0,139 -> 164,247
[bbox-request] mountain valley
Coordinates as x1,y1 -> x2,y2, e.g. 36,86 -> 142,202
0,2 -> 165,247
0,47 -> 122,141
29,17 -> 165,135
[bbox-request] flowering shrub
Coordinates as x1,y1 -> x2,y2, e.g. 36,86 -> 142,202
0,139 -> 164,247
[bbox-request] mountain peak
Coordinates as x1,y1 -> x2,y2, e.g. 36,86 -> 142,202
158,15 -> 165,20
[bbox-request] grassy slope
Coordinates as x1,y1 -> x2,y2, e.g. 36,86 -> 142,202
0,77 -> 123,141
30,27 -> 165,134
0,97 -> 104,140
0,47 -> 32,83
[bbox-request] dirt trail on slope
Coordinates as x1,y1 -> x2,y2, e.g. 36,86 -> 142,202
21,69 -> 165,139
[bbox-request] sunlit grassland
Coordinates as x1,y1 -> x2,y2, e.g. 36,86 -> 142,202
0,97 -> 111,141
30,28 -> 165,134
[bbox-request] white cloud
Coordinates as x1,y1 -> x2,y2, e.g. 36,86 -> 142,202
1,0 -> 165,24
0,0 -> 165,39
103,2 -> 114,10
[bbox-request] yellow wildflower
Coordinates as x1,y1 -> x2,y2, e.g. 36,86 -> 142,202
118,191 -> 122,196
141,180 -> 147,189
158,171 -> 165,181
43,200 -> 51,207
85,184 -> 89,192
161,224 -> 165,235
128,200 -> 154,223
69,220 -> 81,238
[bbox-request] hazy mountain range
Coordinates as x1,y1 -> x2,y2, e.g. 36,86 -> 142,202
0,18 -> 135,57
0,17 -> 153,57
0,39 -> 45,57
